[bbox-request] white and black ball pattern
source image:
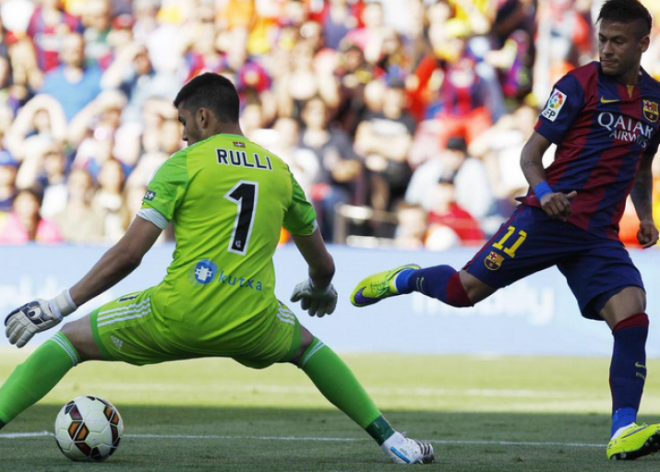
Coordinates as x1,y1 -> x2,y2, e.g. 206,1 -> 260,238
54,395 -> 123,461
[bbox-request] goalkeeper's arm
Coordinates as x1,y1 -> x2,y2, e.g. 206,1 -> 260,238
5,216 -> 163,347
289,228 -> 337,318
68,216 -> 163,307
291,228 -> 335,290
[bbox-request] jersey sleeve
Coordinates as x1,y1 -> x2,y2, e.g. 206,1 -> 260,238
141,150 -> 190,221
535,73 -> 585,144
282,173 -> 317,236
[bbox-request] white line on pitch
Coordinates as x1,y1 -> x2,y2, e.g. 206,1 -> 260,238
55,383 -> 578,398
0,431 -> 604,448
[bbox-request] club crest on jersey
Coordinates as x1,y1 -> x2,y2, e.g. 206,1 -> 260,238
541,89 -> 567,122
643,100 -> 659,123
144,190 -> 156,201
484,251 -> 504,271
233,141 -> 246,148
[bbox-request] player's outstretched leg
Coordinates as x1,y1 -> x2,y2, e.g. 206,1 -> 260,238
295,336 -> 434,464
351,264 -> 474,308
606,311 -> 660,460
0,332 -> 81,429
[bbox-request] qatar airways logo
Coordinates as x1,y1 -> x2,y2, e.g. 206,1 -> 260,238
597,113 -> 656,148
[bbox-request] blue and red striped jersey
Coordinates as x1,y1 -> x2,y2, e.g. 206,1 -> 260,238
520,62 -> 660,239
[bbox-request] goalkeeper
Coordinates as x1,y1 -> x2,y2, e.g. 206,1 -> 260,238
0,74 -> 433,465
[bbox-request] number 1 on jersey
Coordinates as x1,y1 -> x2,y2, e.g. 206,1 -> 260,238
225,181 -> 258,255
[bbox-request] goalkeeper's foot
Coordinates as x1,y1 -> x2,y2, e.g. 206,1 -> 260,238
351,264 -> 420,307
607,422 -> 660,460
381,432 -> 435,465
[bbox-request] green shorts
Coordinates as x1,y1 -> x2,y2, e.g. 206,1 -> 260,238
90,288 -> 302,369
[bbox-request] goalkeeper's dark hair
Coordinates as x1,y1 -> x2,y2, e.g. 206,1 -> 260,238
174,73 -> 240,123
598,0 -> 652,39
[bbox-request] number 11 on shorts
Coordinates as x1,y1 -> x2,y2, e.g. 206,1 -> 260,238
492,226 -> 527,258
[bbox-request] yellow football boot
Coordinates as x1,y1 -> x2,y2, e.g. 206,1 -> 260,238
607,422 -> 660,460
350,264 -> 420,307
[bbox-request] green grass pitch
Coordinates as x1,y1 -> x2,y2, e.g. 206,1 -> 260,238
2,349 -> 660,471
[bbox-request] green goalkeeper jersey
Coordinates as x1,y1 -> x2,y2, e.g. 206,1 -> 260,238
140,133 -> 316,352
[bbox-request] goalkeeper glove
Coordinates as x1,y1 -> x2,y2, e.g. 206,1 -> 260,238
290,279 -> 338,318
5,290 -> 77,348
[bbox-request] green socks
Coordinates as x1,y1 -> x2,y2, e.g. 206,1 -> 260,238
299,338 -> 395,444
0,332 -> 81,426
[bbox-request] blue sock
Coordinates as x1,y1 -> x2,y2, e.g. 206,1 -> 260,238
395,265 -> 472,307
612,408 -> 637,437
610,313 -> 649,437
395,269 -> 415,294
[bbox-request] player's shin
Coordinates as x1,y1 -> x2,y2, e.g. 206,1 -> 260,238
397,265 -> 473,307
0,332 -> 81,428
297,337 -> 394,444
610,313 -> 649,437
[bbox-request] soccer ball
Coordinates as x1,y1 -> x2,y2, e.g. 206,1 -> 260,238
54,395 -> 123,461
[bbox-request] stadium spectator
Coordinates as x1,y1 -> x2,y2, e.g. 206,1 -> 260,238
224,28 -> 276,121
469,104 -> 540,207
405,136 -> 492,228
427,19 -> 493,148
81,0 -> 113,70
0,187 -> 62,244
6,33 -> 43,104
0,56 -> 23,116
299,96 -> 363,241
101,43 -> 181,125
423,178 -> 485,248
268,116 -> 320,196
0,150 -> 19,213
486,0 -> 536,101
345,1 -> 388,66
131,0 -> 159,45
5,94 -> 67,162
334,43 -> 373,134
274,40 -> 337,119
105,13 -> 135,57
40,32 -> 102,121
34,140 -> 68,218
354,78 -> 414,214
92,157 -> 125,241
316,0 -> 355,51
393,202 -> 427,250
126,116 -> 180,188
184,21 -> 223,81
52,167 -> 105,243
533,0 -> 593,101
26,0 -> 83,73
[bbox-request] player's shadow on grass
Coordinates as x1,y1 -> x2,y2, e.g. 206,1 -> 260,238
3,405 -> 660,472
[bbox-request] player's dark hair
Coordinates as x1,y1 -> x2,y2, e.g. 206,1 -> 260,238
174,73 -> 240,123
598,0 -> 652,39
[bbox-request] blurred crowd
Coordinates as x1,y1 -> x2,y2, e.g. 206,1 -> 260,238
0,0 -> 659,248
